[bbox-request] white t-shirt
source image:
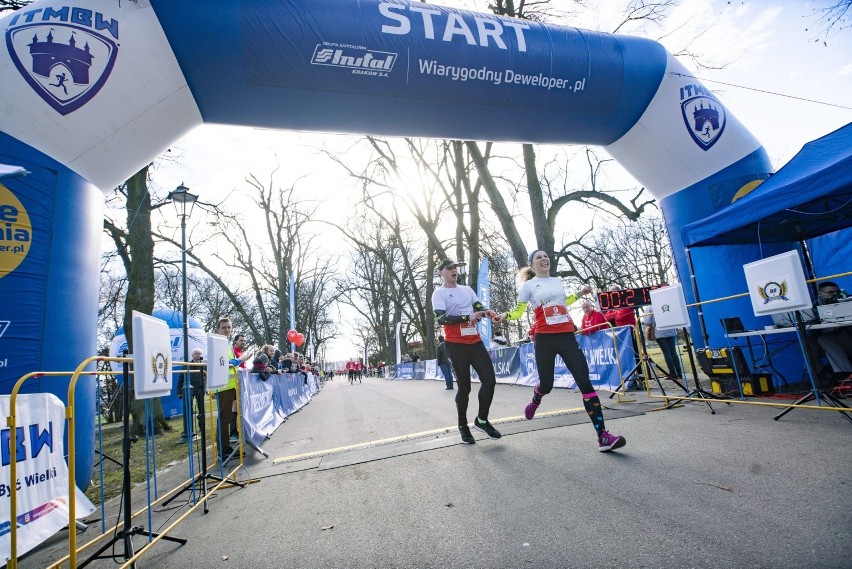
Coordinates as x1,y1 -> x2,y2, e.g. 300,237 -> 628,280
432,285 -> 482,344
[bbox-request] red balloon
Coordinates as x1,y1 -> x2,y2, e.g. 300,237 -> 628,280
295,333 -> 305,347
287,329 -> 298,342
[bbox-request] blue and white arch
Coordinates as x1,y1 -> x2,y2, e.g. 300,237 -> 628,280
0,0 -> 787,483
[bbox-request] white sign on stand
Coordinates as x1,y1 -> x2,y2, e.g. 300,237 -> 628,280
743,250 -> 811,316
650,284 -> 689,330
131,311 -> 173,399
206,333 -> 231,391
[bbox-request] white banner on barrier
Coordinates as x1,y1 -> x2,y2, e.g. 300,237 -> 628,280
1,394 -> 95,562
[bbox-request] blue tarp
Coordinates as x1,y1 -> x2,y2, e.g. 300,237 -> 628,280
682,122 -> 852,247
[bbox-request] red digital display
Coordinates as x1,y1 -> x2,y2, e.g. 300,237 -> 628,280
597,286 -> 665,310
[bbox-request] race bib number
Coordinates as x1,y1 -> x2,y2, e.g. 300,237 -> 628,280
544,304 -> 569,325
459,321 -> 479,336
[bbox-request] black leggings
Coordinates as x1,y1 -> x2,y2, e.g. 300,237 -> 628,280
534,332 -> 594,395
445,341 -> 496,425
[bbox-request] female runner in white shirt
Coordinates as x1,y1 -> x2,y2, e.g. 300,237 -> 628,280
494,250 -> 626,452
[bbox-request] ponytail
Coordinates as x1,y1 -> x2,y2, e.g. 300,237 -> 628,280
518,266 -> 535,282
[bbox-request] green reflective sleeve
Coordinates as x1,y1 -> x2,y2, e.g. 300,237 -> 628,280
504,301 -> 528,321
564,292 -> 580,306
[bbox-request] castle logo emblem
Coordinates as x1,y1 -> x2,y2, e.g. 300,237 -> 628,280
6,11 -> 119,115
679,86 -> 727,151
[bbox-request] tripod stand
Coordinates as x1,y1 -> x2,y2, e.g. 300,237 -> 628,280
162,369 -> 245,514
773,311 -> 852,424
658,328 -> 723,414
80,355 -> 186,568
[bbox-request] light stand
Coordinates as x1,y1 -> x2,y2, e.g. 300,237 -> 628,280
773,310 -> 851,423
80,354 -> 186,568
658,327 -> 723,414
168,183 -> 198,451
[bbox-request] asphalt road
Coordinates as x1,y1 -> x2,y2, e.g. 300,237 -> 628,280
22,377 -> 852,568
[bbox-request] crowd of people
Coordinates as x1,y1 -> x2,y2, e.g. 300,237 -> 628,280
177,317 -> 329,458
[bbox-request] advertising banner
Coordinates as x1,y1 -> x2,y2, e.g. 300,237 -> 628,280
237,371 -> 322,451
490,347 -> 520,383
517,327 -> 635,391
413,361 -> 426,380
1,394 -> 95,562
238,373 -> 280,449
397,363 -> 414,380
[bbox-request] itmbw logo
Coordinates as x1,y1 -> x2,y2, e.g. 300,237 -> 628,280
5,7 -> 119,115
679,84 -> 726,151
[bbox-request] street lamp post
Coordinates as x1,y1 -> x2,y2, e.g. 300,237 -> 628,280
457,261 -> 468,285
168,182 -> 198,442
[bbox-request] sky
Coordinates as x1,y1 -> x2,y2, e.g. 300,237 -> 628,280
146,0 -> 852,361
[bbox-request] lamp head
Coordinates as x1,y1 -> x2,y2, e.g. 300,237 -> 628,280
168,182 -> 199,216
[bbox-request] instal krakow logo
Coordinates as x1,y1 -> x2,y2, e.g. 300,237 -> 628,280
5,6 -> 119,115
311,44 -> 396,76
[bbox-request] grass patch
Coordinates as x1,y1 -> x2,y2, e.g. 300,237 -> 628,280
85,413 -> 217,506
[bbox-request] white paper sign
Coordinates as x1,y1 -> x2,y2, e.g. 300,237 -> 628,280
206,334 -> 231,392
131,311 -> 173,399
743,251 -> 811,316
1,394 -> 95,562
650,284 -> 689,330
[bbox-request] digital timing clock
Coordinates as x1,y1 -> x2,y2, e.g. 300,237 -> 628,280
597,285 -> 665,310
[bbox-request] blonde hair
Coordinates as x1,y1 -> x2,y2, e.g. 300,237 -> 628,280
518,266 -> 536,282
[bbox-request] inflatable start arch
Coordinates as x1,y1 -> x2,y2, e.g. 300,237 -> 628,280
1,0 -> 789,483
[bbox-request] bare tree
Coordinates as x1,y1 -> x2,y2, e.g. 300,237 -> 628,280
566,213 -> 674,291
807,0 -> 851,43
102,165 -> 172,435
156,170 -> 337,355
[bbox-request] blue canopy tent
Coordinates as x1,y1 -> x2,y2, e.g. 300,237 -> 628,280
681,122 -> 852,388
682,122 -> 852,248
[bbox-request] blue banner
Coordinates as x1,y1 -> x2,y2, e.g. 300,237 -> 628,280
477,257 -> 491,345
490,346 -> 520,382
238,370 -> 321,450
518,327 -> 635,391
397,362 -> 414,379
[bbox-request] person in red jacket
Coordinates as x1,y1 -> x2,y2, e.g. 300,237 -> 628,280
604,306 -> 636,328
579,300 -> 609,335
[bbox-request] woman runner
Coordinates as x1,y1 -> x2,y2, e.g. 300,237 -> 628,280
493,250 -> 626,452
432,259 -> 502,444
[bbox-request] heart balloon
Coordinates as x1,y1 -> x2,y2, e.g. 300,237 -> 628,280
295,333 -> 305,347
287,329 -> 298,343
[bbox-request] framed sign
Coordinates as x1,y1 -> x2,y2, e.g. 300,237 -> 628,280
131,311 -> 172,399
206,333 -> 231,391
650,284 -> 689,330
743,250 -> 811,316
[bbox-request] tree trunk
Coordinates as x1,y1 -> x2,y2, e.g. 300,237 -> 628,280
121,165 -> 171,435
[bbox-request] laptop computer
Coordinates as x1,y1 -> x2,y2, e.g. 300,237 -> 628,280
720,317 -> 745,334
771,308 -> 818,327
817,302 -> 852,322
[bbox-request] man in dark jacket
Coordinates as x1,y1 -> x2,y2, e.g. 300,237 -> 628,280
436,335 -> 454,390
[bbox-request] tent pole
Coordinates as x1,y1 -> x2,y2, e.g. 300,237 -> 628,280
685,247 -> 709,347
799,240 -> 819,296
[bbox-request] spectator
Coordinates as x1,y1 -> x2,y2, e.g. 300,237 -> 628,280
490,334 -> 509,350
646,307 -> 683,380
436,334 -> 454,390
214,317 -> 240,456
251,353 -> 272,381
232,334 -> 252,368
579,300 -> 608,335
